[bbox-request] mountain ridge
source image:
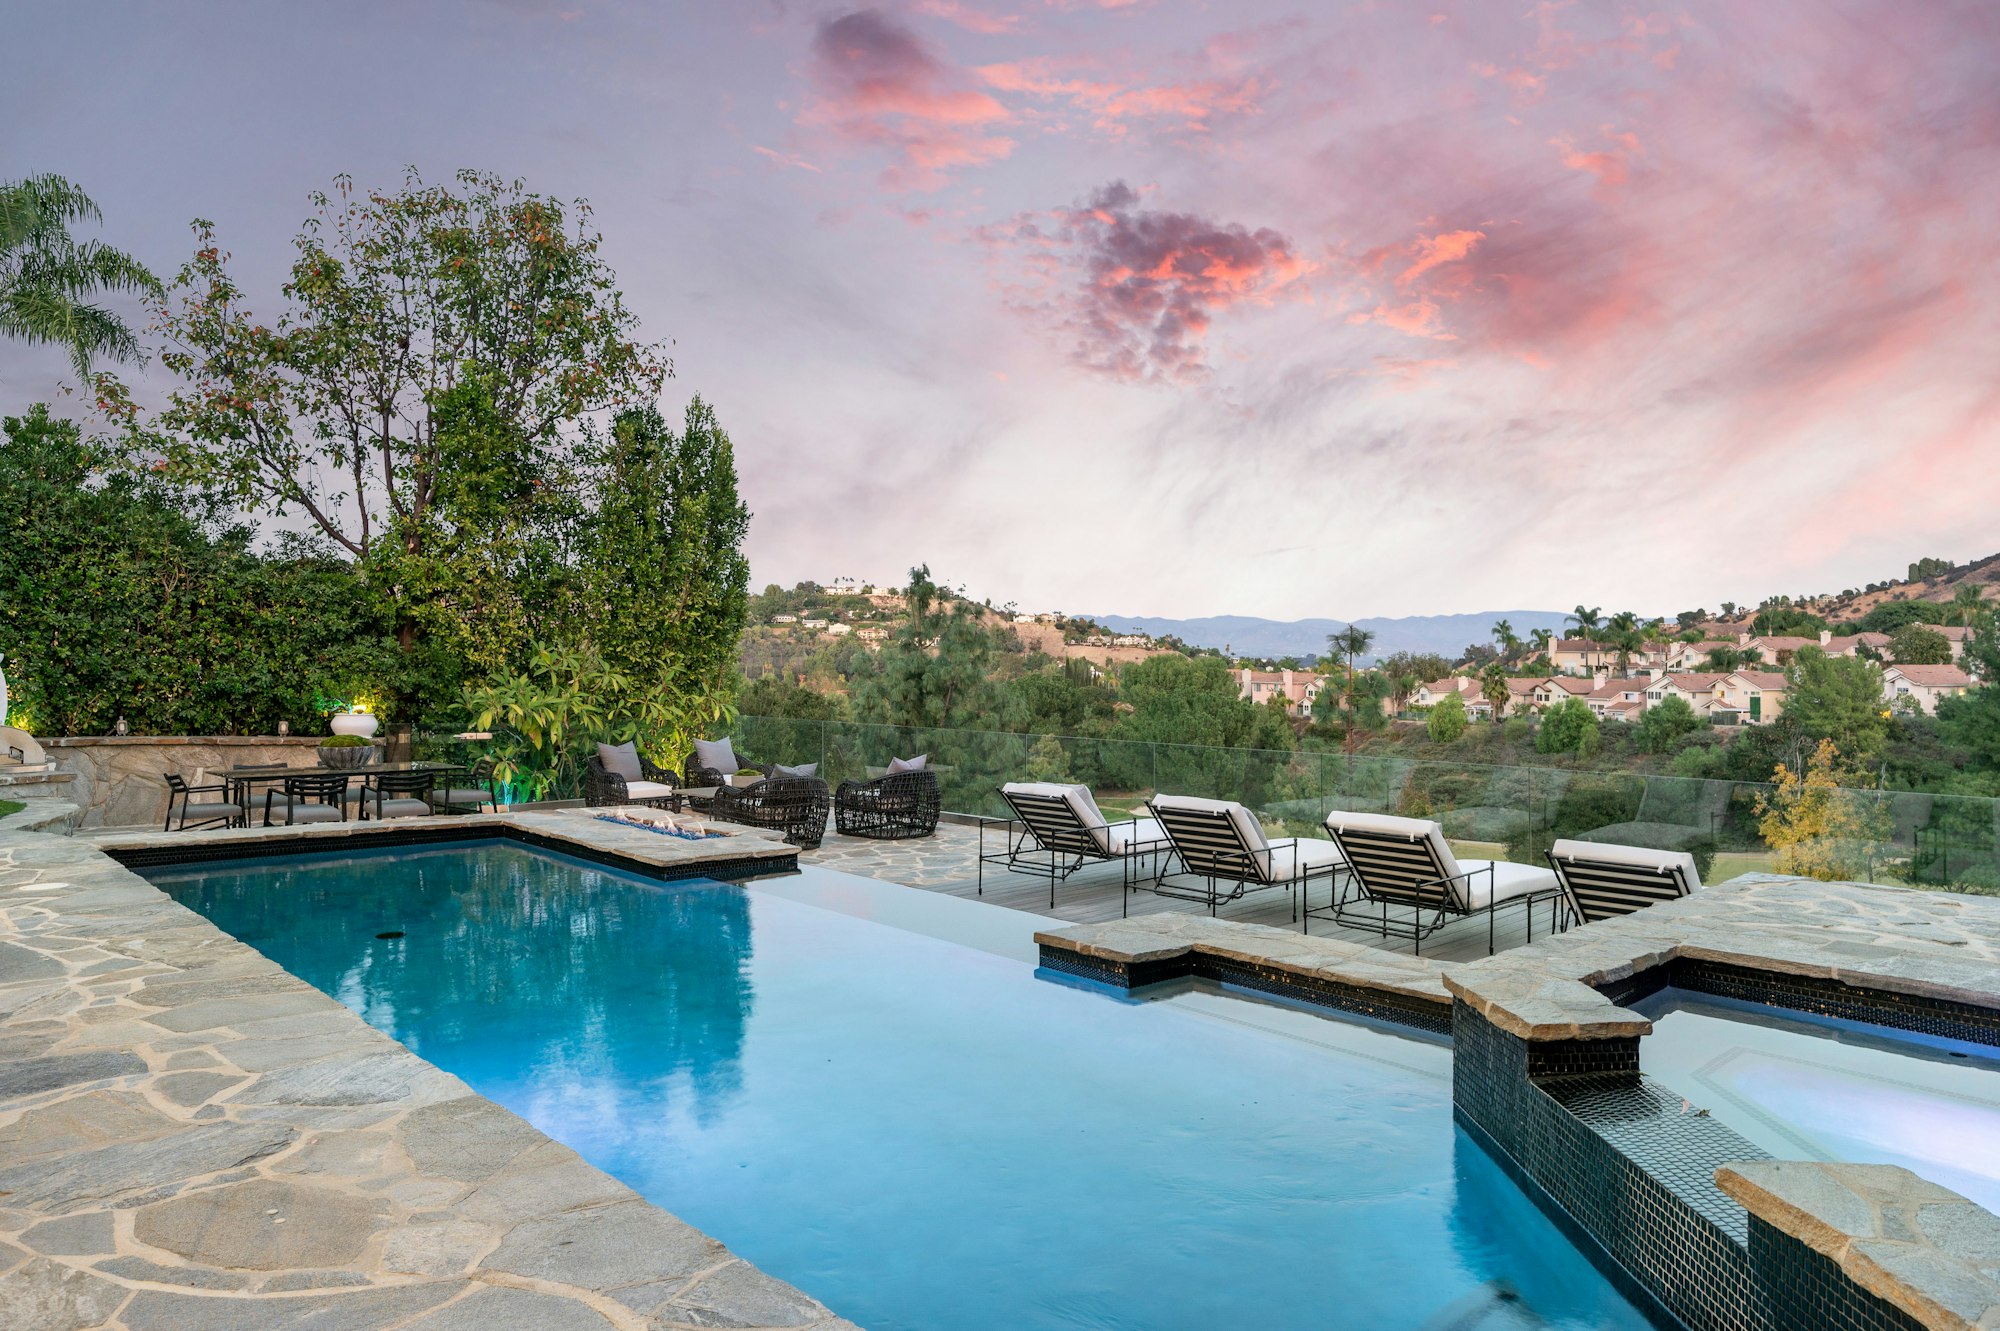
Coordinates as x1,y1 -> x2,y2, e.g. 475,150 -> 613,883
1085,610 -> 1576,663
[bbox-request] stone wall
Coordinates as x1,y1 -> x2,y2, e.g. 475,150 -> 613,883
43,736 -> 357,829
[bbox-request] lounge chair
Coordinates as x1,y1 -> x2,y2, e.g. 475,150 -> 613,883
1545,839 -> 1702,925
262,772 -> 348,826
1316,810 -> 1562,955
979,782 -> 1172,908
1144,794 -> 1345,920
836,769 -> 941,840
585,742 -> 682,809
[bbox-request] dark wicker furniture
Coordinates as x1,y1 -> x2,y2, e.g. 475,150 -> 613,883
163,773 -> 244,832
584,751 -> 683,809
707,776 -> 830,849
834,769 -> 940,840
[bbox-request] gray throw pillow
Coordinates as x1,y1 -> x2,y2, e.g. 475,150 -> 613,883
693,736 -> 739,775
887,754 -> 928,774
596,741 -> 642,780
773,762 -> 818,779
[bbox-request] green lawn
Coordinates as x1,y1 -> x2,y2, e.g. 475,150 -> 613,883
0,800 -> 25,818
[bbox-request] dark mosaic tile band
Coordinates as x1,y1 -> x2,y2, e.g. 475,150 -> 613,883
1033,942 -> 1454,1034
1669,957 -> 2000,1050
107,823 -> 796,884
1746,1219 -> 1927,1331
1454,1001 -> 1763,1331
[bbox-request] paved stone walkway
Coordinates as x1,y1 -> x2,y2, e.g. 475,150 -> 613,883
0,824 -> 858,1331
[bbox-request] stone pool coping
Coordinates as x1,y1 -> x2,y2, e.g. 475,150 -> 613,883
0,821 -> 857,1331
84,807 -> 800,882
1718,1162 -> 2000,1331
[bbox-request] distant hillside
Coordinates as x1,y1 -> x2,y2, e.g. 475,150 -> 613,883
1086,611 -> 1574,663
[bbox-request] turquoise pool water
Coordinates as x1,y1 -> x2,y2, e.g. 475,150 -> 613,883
148,842 -> 1653,1331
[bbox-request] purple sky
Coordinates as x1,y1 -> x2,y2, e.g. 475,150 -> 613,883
8,1 -> 2000,618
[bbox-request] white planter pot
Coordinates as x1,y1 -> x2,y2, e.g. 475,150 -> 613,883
330,712 -> 380,739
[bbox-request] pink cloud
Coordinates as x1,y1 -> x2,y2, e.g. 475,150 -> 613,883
987,181 -> 1315,382
913,0 -> 1022,35
978,56 -> 1266,136
799,9 -> 1014,189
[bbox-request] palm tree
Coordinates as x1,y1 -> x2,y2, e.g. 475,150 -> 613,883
0,174 -> 159,378
1326,624 -> 1376,755
1480,661 -> 1510,723
1491,618 -> 1520,661
1948,583 -> 1986,626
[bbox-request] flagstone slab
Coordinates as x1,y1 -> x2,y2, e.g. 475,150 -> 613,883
0,823 -> 860,1331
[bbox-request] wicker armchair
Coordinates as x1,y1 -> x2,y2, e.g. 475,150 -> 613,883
584,751 -> 683,809
835,769 -> 941,840
682,758 -> 775,790
707,776 -> 831,849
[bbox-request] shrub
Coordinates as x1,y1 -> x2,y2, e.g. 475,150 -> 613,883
1426,693 -> 1468,742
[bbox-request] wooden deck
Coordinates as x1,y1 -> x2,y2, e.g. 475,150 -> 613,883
801,821 -> 1566,965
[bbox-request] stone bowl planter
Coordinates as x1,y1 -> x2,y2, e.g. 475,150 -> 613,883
316,742 -> 377,770
330,711 -> 380,739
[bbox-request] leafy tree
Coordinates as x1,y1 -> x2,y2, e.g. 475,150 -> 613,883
849,565 -> 1008,729
124,170 -> 670,675
1909,556 -> 1954,582
1636,694 -> 1701,754
1752,605 -> 1830,637
1426,692 -> 1468,742
1854,601 -> 1946,634
581,399 -> 751,711
1536,697 -> 1600,757
1008,659 -> 1114,737
737,674 -> 841,722
0,174 -> 159,377
1888,624 -> 1953,666
0,405 -> 396,735
1937,613 -> 2000,771
1783,647 -> 1888,762
1755,739 -> 1891,881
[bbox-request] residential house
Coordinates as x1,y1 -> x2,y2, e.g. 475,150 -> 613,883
1882,663 -> 1974,715
1711,670 -> 1790,724
1586,677 -> 1650,721
1644,673 -> 1727,718
1547,638 -> 1605,676
1235,668 -> 1326,717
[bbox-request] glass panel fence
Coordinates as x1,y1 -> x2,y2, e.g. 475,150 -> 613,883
727,716 -> 2000,893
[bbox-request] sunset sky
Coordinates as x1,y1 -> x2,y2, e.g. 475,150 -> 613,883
8,1 -> 2000,619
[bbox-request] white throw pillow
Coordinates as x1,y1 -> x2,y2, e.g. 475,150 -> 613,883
693,737 -> 740,775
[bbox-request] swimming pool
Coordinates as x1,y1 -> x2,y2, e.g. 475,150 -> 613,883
147,842 -> 1653,1331
1638,988 -> 2000,1213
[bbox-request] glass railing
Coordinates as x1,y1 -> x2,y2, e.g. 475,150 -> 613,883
731,715 -> 2000,894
